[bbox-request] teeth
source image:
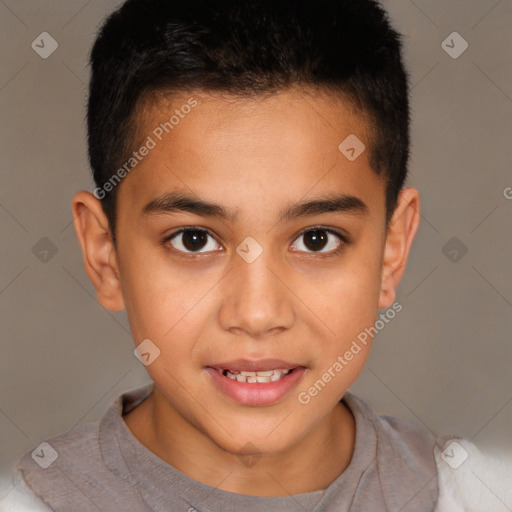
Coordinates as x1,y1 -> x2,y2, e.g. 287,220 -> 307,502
221,368 -> 292,383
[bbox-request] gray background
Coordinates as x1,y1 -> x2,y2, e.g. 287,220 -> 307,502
1,0 -> 511,506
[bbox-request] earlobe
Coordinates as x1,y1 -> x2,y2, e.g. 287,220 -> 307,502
71,191 -> 125,312
378,188 -> 420,309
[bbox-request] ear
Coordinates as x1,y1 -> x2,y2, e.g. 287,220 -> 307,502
378,188 -> 420,308
71,191 -> 125,312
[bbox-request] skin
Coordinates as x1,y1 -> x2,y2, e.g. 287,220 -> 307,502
72,86 -> 420,496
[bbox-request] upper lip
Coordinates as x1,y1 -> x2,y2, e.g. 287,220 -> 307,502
207,359 -> 303,372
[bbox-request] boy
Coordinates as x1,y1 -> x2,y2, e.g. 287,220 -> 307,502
6,0 -> 495,510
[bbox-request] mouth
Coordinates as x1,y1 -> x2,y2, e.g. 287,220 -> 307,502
206,360 -> 306,406
219,368 -> 294,383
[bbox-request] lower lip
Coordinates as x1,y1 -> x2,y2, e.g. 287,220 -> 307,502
206,367 -> 306,406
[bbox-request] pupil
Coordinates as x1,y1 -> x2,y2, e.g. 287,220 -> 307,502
183,231 -> 207,251
304,230 -> 327,251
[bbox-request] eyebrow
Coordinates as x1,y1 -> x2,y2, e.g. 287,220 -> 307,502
141,191 -> 368,222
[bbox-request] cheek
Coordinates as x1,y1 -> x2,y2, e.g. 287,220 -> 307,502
298,243 -> 383,396
313,254 -> 382,337
127,289 -> 206,352
118,245 -> 207,345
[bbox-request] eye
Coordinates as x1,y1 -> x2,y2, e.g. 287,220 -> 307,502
166,228 -> 222,254
290,227 -> 346,254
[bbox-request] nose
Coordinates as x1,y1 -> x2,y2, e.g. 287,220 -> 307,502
217,244 -> 295,339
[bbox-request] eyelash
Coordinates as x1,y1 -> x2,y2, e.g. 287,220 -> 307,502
162,226 -> 349,259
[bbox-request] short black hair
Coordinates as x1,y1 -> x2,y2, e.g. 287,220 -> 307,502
88,0 -> 410,237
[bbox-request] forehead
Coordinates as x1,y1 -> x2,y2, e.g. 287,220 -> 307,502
117,87 -> 384,220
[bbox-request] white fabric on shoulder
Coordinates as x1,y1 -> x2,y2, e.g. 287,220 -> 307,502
434,436 -> 512,512
0,471 -> 53,512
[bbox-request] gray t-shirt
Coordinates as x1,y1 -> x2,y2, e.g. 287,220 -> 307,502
10,384 -> 439,511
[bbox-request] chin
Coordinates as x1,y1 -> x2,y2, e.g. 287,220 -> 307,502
207,422 -> 303,459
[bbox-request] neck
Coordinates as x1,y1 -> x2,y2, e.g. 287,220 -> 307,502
124,388 -> 356,496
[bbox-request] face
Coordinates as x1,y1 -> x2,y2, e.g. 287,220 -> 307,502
75,87 -> 418,457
